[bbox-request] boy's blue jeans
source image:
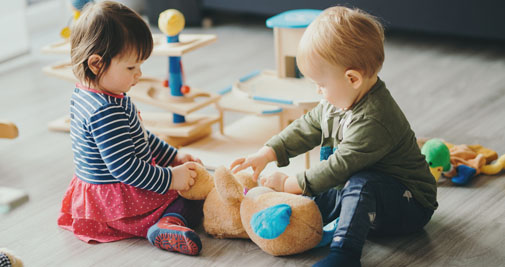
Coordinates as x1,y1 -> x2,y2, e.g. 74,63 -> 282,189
313,171 -> 434,256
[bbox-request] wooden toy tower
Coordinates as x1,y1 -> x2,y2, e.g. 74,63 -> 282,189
218,9 -> 323,168
223,9 -> 323,130
268,9 -> 323,79
42,7 -> 223,147
126,9 -> 223,147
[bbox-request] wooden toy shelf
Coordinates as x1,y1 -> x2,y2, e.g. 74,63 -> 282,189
42,33 -> 217,56
42,33 -> 222,147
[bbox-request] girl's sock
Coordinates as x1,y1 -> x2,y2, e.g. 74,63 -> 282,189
313,247 -> 361,267
147,213 -> 202,256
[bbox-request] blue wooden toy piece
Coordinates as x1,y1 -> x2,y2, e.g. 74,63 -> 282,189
71,0 -> 93,10
159,9 -> 187,124
167,35 -> 185,123
266,9 -> 322,29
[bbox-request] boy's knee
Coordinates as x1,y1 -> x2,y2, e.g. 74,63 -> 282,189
344,171 -> 379,190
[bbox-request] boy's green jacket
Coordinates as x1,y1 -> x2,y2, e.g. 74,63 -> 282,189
266,78 -> 438,210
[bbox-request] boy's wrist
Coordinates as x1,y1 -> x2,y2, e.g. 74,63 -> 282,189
260,146 -> 277,163
284,176 -> 302,194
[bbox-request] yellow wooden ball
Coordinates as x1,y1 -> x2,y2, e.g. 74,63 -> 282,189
158,9 -> 185,36
60,27 -> 71,39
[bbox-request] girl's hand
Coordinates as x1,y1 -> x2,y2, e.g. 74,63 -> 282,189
230,146 -> 277,181
260,172 -> 289,192
171,152 -> 202,167
169,162 -> 197,191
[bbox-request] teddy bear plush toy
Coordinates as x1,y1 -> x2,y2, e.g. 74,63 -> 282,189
178,164 -> 323,256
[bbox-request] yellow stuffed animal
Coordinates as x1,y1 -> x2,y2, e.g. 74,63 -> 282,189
178,165 -> 323,256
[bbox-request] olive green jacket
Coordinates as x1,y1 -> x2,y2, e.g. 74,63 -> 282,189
266,78 -> 438,210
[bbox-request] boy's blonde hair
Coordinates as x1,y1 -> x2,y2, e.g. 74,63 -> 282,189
297,6 -> 385,78
70,1 -> 153,86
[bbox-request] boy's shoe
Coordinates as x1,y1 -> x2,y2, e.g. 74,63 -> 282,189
147,214 -> 202,256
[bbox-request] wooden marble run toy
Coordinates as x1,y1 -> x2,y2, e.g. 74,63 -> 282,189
218,10 -> 323,129
42,7 -> 223,147
127,9 -> 223,146
218,9 -> 323,168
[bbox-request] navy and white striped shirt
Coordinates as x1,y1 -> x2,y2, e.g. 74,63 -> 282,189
70,83 -> 177,194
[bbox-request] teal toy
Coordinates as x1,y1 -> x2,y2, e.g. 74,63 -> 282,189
315,217 -> 340,248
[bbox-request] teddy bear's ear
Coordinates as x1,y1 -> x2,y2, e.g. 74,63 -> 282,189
178,163 -> 214,200
214,166 -> 244,205
235,171 -> 258,190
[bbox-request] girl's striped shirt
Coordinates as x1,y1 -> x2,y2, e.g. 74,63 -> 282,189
69,83 -> 177,194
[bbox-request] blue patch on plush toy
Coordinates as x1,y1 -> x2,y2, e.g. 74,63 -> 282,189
251,204 -> 292,239
452,165 -> 476,185
315,217 -> 339,248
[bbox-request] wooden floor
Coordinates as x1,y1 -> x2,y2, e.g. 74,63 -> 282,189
1,19 -> 505,267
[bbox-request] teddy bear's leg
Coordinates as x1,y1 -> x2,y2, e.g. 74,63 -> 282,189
147,213 -> 202,256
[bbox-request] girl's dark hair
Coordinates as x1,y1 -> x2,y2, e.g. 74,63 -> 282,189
70,1 -> 153,86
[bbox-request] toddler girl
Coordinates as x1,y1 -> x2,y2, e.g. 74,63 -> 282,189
57,1 -> 204,256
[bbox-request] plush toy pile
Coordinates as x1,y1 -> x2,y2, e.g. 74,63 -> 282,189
178,164 -> 323,256
419,138 -> 505,185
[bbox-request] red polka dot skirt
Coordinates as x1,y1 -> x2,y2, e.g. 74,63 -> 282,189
58,175 -> 179,243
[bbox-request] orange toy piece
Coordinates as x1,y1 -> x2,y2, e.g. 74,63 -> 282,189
181,85 -> 190,94
442,142 -> 498,178
468,144 -> 499,163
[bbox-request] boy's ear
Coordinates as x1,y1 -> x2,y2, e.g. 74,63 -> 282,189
345,69 -> 363,90
87,54 -> 103,75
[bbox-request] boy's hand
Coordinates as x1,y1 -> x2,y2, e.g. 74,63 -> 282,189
260,172 -> 289,192
230,146 -> 277,181
171,152 -> 202,167
169,162 -> 197,191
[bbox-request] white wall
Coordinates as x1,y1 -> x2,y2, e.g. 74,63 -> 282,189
0,1 -> 30,62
